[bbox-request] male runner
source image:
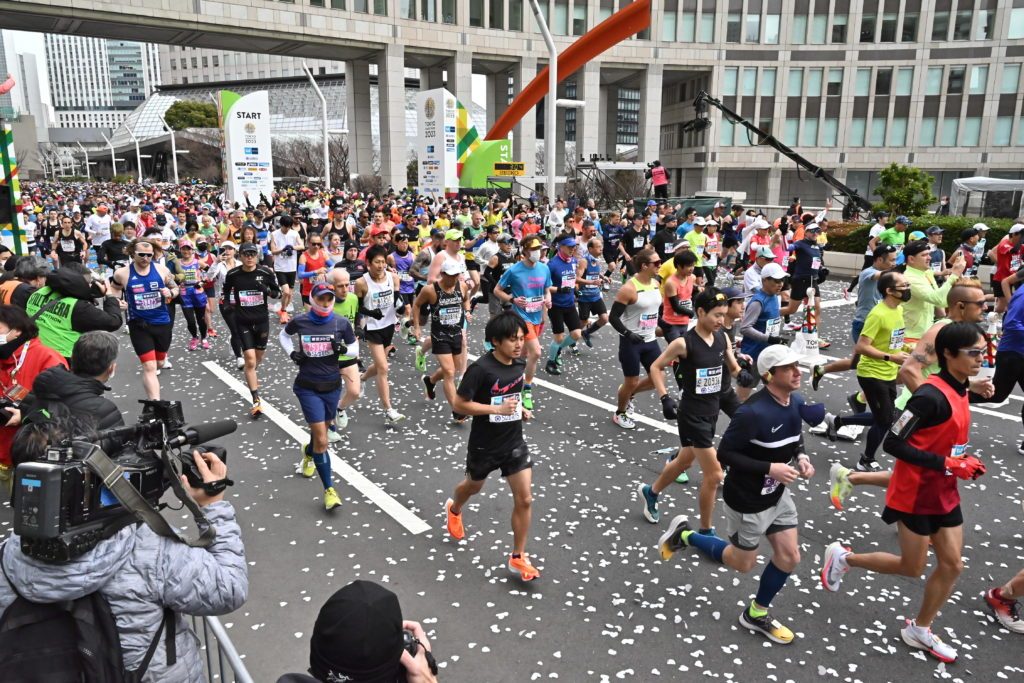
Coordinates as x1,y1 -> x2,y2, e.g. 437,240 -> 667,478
659,250 -> 698,343
545,234 -> 583,375
990,224 -> 1024,313
355,244 -> 406,425
415,259 -> 471,421
822,322 -> 988,664
658,344 -> 815,645
577,236 -> 610,347
328,268 -> 361,432
221,242 -> 281,418
271,214 -> 303,323
903,240 -> 965,344
444,312 -> 540,581
109,238 -> 178,400
388,233 -> 417,344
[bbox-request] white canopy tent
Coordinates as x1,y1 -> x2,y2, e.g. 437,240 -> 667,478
950,176 -> 1024,217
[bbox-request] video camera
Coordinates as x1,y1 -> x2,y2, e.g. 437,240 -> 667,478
13,400 -> 237,563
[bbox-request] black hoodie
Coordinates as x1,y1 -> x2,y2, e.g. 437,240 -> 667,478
23,365 -> 124,454
33,267 -> 123,333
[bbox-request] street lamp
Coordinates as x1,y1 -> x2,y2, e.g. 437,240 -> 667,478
528,0 -> 558,205
157,112 -> 179,184
125,121 -> 143,183
303,62 -> 331,191
100,132 -> 117,179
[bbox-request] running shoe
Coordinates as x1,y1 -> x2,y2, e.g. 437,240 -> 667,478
423,375 -> 437,401
278,310 -> 289,324
820,541 -> 850,592
570,344 -> 580,357
385,408 -> 406,425
522,387 -> 533,411
236,357 -> 245,369
811,364 -> 824,391
387,346 -> 397,359
406,332 -> 418,346
900,620 -> 957,663
508,554 -> 540,581
828,463 -> 853,510
637,483 -> 659,523
188,338 -> 199,352
208,328 -> 218,338
675,471 -> 689,484
545,359 -> 561,375
327,427 -> 342,444
445,498 -> 464,540
697,527 -> 718,537
415,345 -> 427,372
249,399 -> 262,420
298,454 -> 316,478
657,514 -> 691,561
1018,439 -> 1024,456
201,339 -> 211,350
0,462 -> 10,482
452,412 -> 468,426
612,412 -> 636,429
855,458 -> 882,473
818,339 -> 831,350
823,413 -> 839,442
785,321 -> 802,332
335,409 -> 349,432
602,282 -> 610,291
739,608 -> 795,645
847,392 -> 867,414
581,330 -> 593,348
984,588 -> 1024,633
323,486 -> 342,510
161,358 -> 173,370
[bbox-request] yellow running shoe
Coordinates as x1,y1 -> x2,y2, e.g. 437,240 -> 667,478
298,454 -> 315,478
323,487 -> 341,510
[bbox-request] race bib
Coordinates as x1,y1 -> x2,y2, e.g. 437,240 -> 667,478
633,236 -> 646,249
399,272 -> 413,282
811,256 -> 822,270
238,289 -> 263,307
1012,255 -> 1022,272
560,272 -> 576,289
300,334 -> 334,357
696,366 -> 723,395
889,327 -> 905,350
524,295 -> 544,313
489,393 -> 522,423
931,261 -> 943,273
760,475 -> 781,496
182,267 -> 198,284
765,317 -> 782,337
439,305 -> 462,326
60,239 -> 75,252
707,239 -> 720,256
370,289 -> 393,310
639,312 -> 658,330
663,242 -> 675,255
950,443 -> 967,458
133,291 -> 162,311
694,245 -> 705,256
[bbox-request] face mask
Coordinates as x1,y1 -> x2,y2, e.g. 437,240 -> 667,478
527,249 -> 541,262
310,301 -> 334,318
896,289 -> 912,303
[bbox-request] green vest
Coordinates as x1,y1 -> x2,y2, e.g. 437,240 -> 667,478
333,293 -> 359,361
26,286 -> 79,357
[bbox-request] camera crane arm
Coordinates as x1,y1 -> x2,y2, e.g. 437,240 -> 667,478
688,90 -> 873,213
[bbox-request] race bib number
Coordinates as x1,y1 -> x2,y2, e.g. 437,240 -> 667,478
633,236 -> 646,249
707,239 -> 720,256
399,272 -> 413,282
133,291 -> 162,311
1012,255 -> 1022,272
696,366 -> 723,395
950,443 -> 967,458
889,327 -> 905,350
300,334 -> 334,358
765,317 -> 782,337
439,305 -> 462,326
524,295 -> 544,313
370,289 -> 393,310
694,245 -> 705,256
238,289 -> 263,307
60,239 -> 75,252
931,261 -> 943,273
639,312 -> 658,330
760,475 -> 781,497
811,256 -> 822,270
663,242 -> 675,255
560,272 -> 576,289
182,268 -> 198,284
489,393 -> 522,423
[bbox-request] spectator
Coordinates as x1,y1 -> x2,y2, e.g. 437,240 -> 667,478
0,255 -> 49,309
25,261 -> 123,359
277,580 -> 438,683
0,411 -> 248,681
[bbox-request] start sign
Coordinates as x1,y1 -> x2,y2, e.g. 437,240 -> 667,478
493,162 -> 526,177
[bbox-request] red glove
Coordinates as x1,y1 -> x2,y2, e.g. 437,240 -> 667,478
944,455 -> 986,480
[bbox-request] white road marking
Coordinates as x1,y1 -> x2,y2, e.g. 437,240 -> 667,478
202,360 -> 431,535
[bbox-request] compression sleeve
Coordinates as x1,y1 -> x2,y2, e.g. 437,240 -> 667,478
739,300 -> 768,342
609,300 -> 628,335
278,328 -> 295,354
883,385 -> 950,471
668,295 -> 693,316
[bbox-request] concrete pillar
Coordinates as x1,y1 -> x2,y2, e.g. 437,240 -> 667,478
512,55 -> 537,177
376,44 -> 407,190
575,62 -> 601,162
638,64 -> 663,164
447,51 -> 473,108
486,70 -> 510,132
345,60 -> 374,177
600,85 -> 619,157
766,167 -> 782,207
700,165 -> 718,192
421,66 -> 445,91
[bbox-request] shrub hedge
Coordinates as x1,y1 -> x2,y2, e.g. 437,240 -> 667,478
827,215 -> 1021,254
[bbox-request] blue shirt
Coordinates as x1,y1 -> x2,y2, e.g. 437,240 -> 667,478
498,261 -> 552,325
676,221 -> 694,238
548,254 -> 578,308
578,252 -> 603,303
853,266 -> 882,323
285,313 -> 356,385
740,288 -> 781,359
999,286 -> 1024,355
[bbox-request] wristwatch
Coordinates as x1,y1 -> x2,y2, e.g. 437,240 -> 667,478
883,353 -> 891,362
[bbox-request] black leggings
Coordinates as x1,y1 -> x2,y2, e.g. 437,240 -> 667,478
220,303 -> 243,358
991,350 -> 1024,428
857,376 -> 897,463
181,305 -> 208,340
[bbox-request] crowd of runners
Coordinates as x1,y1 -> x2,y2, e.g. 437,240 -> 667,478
9,180 -> 1024,663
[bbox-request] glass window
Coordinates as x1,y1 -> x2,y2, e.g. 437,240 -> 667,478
821,118 -> 838,146
810,15 -> 827,44
761,68 -> 777,96
792,15 -> 807,44
802,118 -> 819,146
975,10 -> 993,40
827,68 -> 843,96
879,13 -> 897,42
401,0 -> 414,18
720,120 -> 735,146
421,0 -> 435,21
700,12 -> 715,41
932,12 -> 949,41
962,117 -> 982,146
850,118 -> 866,146
890,118 -> 907,146
807,68 -> 823,96
895,67 -> 914,95
926,66 -> 943,95
902,13 -> 918,42
469,0 -> 483,26
788,68 -> 803,97
442,0 -> 456,23
331,0 -> 345,8
742,67 -> 757,96
723,67 -> 738,96
663,1 -> 677,41
969,65 -> 988,94
746,14 -> 761,42
680,12 -> 696,41
832,13 -> 847,43
994,117 -> 1013,146
953,10 -> 972,40
1002,64 -> 1021,94
491,0 -> 504,28
875,68 -> 892,96
1012,9 -> 1024,40
947,66 -> 965,94
169,59 -> 176,70
783,118 -> 799,146
939,117 -> 959,146
919,117 -> 937,145
598,0 -> 612,22
727,13 -> 741,42
1018,121 -> 1024,146
552,0 -> 568,35
572,2 -> 586,35
869,118 -> 886,146
764,14 -> 780,44
509,0 -> 522,29
860,14 -> 876,43
854,68 -> 871,96
310,0 -> 324,5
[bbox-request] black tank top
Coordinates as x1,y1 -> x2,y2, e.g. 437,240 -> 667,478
674,327 -> 729,416
430,282 -> 464,342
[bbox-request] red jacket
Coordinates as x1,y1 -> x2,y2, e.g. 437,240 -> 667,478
0,339 -> 68,466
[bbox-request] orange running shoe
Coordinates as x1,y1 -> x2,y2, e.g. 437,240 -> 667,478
250,399 -> 263,419
445,498 -> 464,540
208,328 -> 218,338
508,554 -> 540,581
278,310 -> 290,324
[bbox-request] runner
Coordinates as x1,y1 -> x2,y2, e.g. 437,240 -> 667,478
821,322 -> 988,664
208,241 -> 243,368
484,233 -> 517,319
355,244 -> 406,426
619,215 -> 651,276
175,240 -> 211,351
221,242 -> 282,418
297,233 -> 333,309
388,233 -> 417,344
414,259 -> 471,421
109,238 -> 179,400
984,568 -> 1024,634
51,215 -> 88,267
902,240 -> 966,344
271,214 -> 303,324
544,234 -> 583,376
577,236 -> 609,347
443,312 -> 540,582
737,262 -> 787,401
658,344 -> 815,645
990,223 -> 1024,314
659,250 -> 698,343
608,247 -> 663,429
983,281 -> 1024,453
279,283 -> 355,511
327,268 -> 362,432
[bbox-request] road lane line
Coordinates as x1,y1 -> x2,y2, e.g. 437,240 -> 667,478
202,360 -> 431,535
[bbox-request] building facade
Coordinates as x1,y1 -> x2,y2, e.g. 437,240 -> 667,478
158,46 -> 343,85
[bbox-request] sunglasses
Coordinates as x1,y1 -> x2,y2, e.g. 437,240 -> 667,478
959,347 -> 986,358
135,252 -> 154,258
310,242 -> 323,246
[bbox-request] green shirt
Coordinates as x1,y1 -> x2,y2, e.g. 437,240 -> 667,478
684,230 -> 708,267
856,301 -> 906,381
903,266 -> 958,340
877,228 -> 906,247
333,293 -> 359,360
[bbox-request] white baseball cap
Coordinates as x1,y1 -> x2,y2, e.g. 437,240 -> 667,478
761,262 -> 787,280
692,216 -> 707,226
441,259 -> 466,276
973,222 -> 990,231
757,344 -> 803,376
1009,224 -> 1024,235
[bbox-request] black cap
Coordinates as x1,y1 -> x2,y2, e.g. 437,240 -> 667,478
309,580 -> 403,683
239,242 -> 259,254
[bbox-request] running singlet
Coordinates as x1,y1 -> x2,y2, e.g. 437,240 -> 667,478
431,282 -> 465,343
300,251 -> 328,297
548,254 -> 578,308
498,261 -> 552,326
361,273 -> 398,331
673,328 -> 729,416
740,288 -> 781,358
662,273 -> 694,327
578,253 -> 603,303
619,278 -> 662,343
998,287 -> 1024,355
125,263 -> 171,325
178,260 -> 202,289
393,250 -> 416,295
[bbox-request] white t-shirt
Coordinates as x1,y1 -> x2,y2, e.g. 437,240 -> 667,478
742,263 -> 763,296
547,208 -> 567,231
272,229 -> 300,272
85,214 -> 113,246
866,223 -> 886,255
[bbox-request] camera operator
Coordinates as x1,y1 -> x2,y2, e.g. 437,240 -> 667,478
25,261 -> 124,360
277,580 -> 438,683
645,160 -> 670,200
0,413 -> 248,682
0,255 -> 49,309
0,305 -> 67,479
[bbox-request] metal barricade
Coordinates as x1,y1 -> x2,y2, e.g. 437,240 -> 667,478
190,615 -> 255,683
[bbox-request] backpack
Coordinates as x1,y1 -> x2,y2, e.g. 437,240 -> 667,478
0,542 -> 176,683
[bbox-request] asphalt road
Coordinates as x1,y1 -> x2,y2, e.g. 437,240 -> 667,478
2,280 -> 1023,683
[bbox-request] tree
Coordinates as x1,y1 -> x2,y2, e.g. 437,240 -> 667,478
163,100 -> 218,130
872,162 -> 936,216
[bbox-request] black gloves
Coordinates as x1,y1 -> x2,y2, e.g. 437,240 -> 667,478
736,368 -> 757,388
331,338 -> 348,356
660,394 -> 678,420
767,335 -> 784,345
289,350 -> 305,365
